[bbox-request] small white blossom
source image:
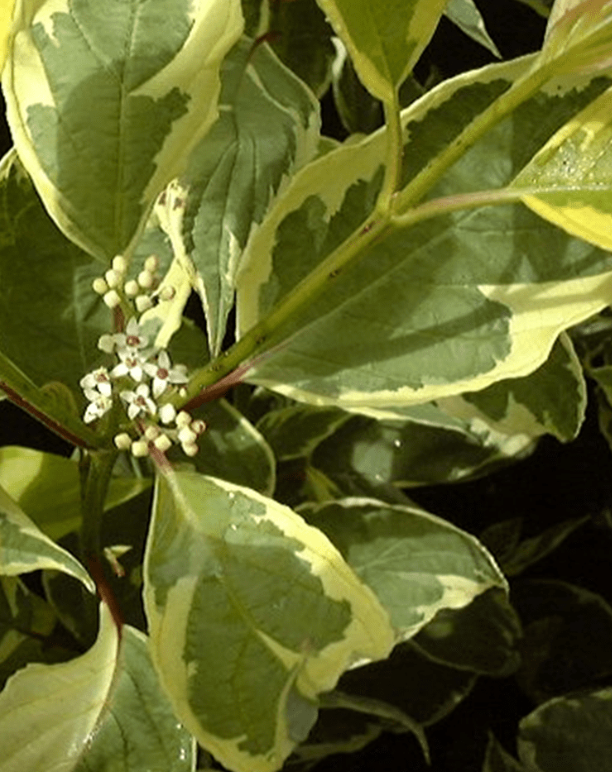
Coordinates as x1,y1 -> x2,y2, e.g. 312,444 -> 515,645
124,279 -> 139,297
114,317 -> 150,353
105,268 -> 121,288
112,349 -> 147,381
178,426 -> 197,446
191,419 -> 207,435
143,350 -> 189,398
98,334 -> 115,354
83,394 -> 112,424
144,424 -> 160,441
92,277 -> 108,295
176,410 -> 192,428
145,255 -> 159,273
120,383 -> 157,420
138,269 -> 154,289
80,367 -> 112,398
112,255 -> 127,274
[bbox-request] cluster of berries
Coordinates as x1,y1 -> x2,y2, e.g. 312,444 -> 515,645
80,255 -> 204,458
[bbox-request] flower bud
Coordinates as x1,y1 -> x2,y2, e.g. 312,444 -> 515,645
176,410 -> 192,428
154,433 -> 173,453
114,433 -> 132,450
124,279 -> 139,297
131,440 -> 149,457
159,285 -> 176,301
191,419 -> 207,435
182,442 -> 199,457
144,424 -> 160,441
159,403 -> 177,424
178,426 -> 197,445
144,255 -> 159,273
105,268 -> 121,288
112,255 -> 127,274
138,270 -> 154,289
135,294 -> 153,312
92,277 -> 108,295
103,289 -> 121,308
98,334 -> 115,354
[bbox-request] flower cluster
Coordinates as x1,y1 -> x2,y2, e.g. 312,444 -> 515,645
80,255 -> 205,458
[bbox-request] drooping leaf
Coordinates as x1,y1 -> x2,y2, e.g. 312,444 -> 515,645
300,497 -> 507,640
445,0 -> 502,58
173,38 -> 320,354
518,687 -> 612,772
309,404 -> 534,494
331,38 -> 384,135
0,603 -> 194,772
314,0 -> 449,101
513,83 -> 612,251
2,0 -> 244,262
144,469 -> 394,772
0,483 -> 94,592
268,0 -> 336,98
338,639 -> 477,727
236,58 -> 612,410
411,587 -> 522,677
0,445 -> 151,540
440,333 -> 587,442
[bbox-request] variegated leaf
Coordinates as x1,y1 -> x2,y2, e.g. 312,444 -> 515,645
144,469 -> 394,772
2,0 -> 243,261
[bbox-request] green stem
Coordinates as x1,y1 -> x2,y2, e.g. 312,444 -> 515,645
394,59 -> 556,212
171,59 -> 559,403
375,94 -> 404,216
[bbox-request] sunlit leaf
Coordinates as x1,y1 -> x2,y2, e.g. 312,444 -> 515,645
300,498 -> 507,641
513,84 -> 612,251
2,0 -> 243,261
0,0 -> 15,71
237,58 -> 612,410
172,38 -> 319,354
0,446 -> 151,540
144,469 -> 394,772
445,0 -> 502,58
541,0 -> 612,74
314,0 -> 448,101
0,483 -> 94,592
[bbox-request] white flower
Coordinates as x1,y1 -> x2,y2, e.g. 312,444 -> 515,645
120,383 -> 157,420
143,350 -> 188,398
114,317 -> 150,353
83,394 -> 112,424
111,349 -> 148,382
80,367 -> 112,397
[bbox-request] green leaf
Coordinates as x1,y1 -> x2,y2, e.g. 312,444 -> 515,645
518,687 -> 612,772
0,446 -> 151,540
73,624 -> 195,772
512,580 -> 612,703
310,405 -> 534,493
513,83 -> 612,252
2,0 -> 244,262
0,483 -> 94,593
0,603 -> 194,772
0,575 -> 58,689
441,333 -> 588,442
300,498 -> 507,640
540,0 -> 612,75
143,470 -> 394,772
338,639 -> 477,727
445,0 -> 502,58
171,399 -> 276,497
268,0 -> 336,98
412,587 -> 522,677
236,58 -> 612,410
256,403 -> 351,461
314,0 -> 449,101
175,39 -> 319,354
483,733 -> 527,772
331,40 -> 384,135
